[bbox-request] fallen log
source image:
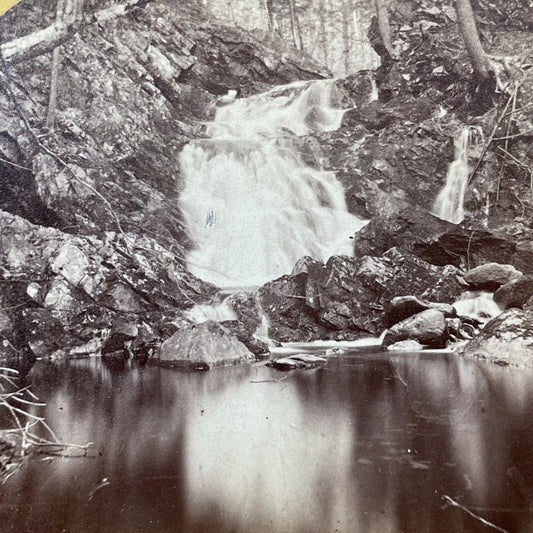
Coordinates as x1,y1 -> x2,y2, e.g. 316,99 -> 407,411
0,0 -> 140,65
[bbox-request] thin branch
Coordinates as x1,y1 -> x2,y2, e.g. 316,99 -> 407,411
442,495 -> 509,533
0,155 -> 32,171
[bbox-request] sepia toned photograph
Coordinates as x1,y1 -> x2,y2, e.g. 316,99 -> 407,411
0,0 -> 533,531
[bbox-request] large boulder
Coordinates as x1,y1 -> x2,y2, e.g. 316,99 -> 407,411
383,309 -> 448,349
158,320 -> 255,370
351,208 -> 524,270
461,309 -> 533,367
494,277 -> 533,310
259,248 -> 463,342
385,295 -> 456,328
464,263 -> 523,291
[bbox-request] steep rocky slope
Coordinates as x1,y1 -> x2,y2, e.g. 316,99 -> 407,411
0,0 -> 327,361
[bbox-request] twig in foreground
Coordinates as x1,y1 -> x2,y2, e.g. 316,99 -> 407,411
442,495 -> 509,533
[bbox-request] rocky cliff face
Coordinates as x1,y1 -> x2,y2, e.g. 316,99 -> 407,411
1,0 -> 533,364
0,0 -> 327,361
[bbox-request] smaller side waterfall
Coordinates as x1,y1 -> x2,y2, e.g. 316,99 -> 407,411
432,127 -> 482,224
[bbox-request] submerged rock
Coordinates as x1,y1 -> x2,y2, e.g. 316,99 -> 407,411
270,353 -> 326,370
464,263 -> 523,291
461,309 -> 533,367
383,309 -> 448,349
158,320 -> 255,370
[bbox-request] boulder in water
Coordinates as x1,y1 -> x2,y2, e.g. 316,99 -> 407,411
383,309 -> 448,349
158,320 -> 255,370
461,309 -> 533,367
494,277 -> 533,310
464,263 -> 523,291
270,357 -> 306,370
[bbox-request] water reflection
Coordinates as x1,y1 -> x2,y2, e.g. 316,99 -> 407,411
1,354 -> 533,532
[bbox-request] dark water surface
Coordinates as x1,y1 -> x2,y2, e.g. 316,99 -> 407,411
2,353 -> 533,533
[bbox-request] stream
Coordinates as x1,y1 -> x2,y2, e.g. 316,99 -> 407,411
2,354 -> 533,533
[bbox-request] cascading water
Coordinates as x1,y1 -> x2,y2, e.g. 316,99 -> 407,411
179,80 -> 367,288
432,126 -> 482,224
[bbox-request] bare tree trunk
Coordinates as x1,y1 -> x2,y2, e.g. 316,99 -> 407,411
293,2 -> 304,50
341,0 -> 350,74
318,0 -> 328,66
288,0 -> 300,49
374,0 -> 395,59
265,0 -> 274,34
46,0 -> 67,130
456,0 -> 491,80
227,0 -> 235,23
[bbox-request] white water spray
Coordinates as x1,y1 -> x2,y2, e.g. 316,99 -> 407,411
179,80 -> 366,288
432,126 -> 483,224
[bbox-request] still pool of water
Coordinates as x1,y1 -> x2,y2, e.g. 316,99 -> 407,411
2,353 -> 533,533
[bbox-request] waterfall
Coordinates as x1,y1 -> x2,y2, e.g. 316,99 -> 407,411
179,80 -> 367,288
432,126 -> 483,224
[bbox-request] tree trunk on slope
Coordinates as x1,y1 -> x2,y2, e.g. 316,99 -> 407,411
373,0 -> 395,60
456,0 -> 495,113
288,0 -> 300,49
456,0 -> 491,80
46,0 -> 67,130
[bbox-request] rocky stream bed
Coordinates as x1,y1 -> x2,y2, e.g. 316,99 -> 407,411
1,0 -> 533,373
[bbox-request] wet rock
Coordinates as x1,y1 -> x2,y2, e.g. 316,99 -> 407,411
446,317 -> 477,341
494,277 -> 533,310
461,309 -> 533,367
289,353 -> 327,367
102,320 -> 139,356
158,320 -> 255,370
131,323 -> 160,363
385,295 -> 456,327
270,357 -> 306,370
464,263 -> 523,291
258,271 -> 327,342
383,309 -> 448,349
227,292 -> 261,333
219,320 -> 270,358
259,248 -> 463,343
291,256 -> 323,275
